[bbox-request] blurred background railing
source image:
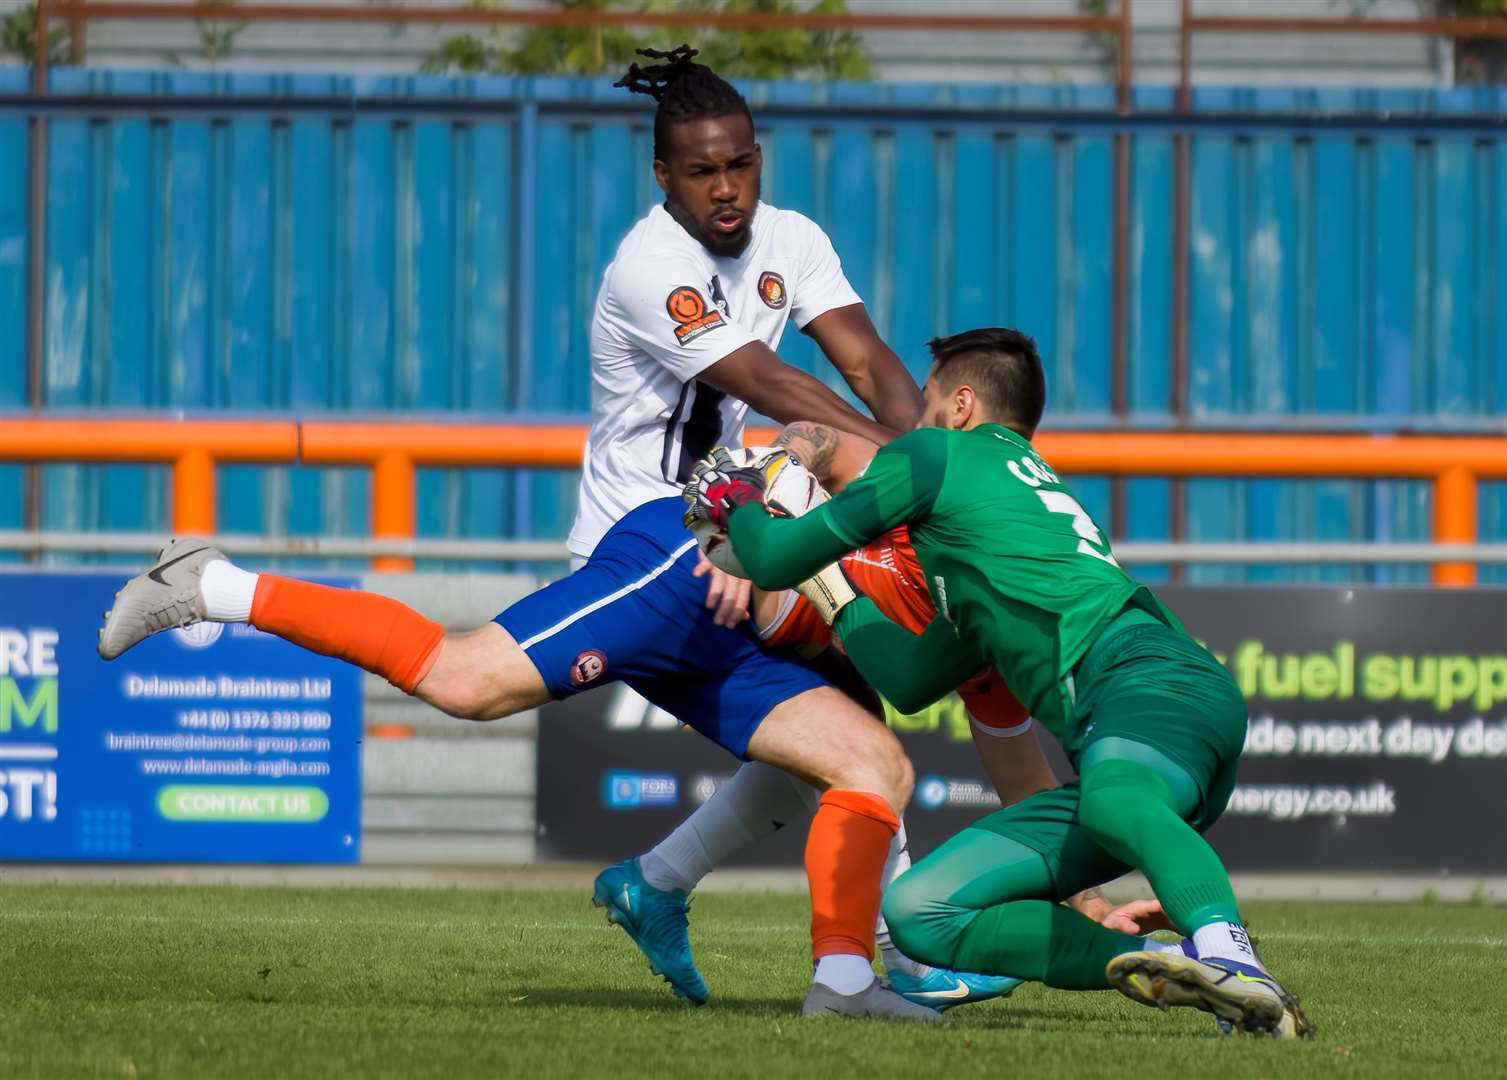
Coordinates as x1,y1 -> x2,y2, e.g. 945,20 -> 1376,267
3,1 -> 1506,583
2,417 -> 1504,584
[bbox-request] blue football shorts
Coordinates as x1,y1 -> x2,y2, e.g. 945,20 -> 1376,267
495,497 -> 831,759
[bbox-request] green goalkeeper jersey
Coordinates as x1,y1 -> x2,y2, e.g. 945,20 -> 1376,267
728,424 -> 1173,739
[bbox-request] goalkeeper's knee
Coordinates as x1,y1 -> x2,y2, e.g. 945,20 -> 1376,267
881,869 -> 971,970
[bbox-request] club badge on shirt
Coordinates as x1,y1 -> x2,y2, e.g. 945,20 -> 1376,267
571,649 -> 608,686
757,271 -> 787,309
666,286 -> 726,345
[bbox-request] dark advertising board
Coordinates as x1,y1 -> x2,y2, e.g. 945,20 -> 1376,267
537,585 -> 1507,872
0,572 -> 362,863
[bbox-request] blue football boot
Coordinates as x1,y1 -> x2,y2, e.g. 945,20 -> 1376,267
592,858 -> 709,1005
885,965 -> 1022,1011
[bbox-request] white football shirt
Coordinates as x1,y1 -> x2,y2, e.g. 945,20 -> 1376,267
567,201 -> 862,557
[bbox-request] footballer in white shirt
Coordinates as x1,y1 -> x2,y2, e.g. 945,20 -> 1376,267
568,47 -> 921,614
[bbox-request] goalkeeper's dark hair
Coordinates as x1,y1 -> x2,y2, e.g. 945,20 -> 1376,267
927,328 -> 1046,437
614,44 -> 753,161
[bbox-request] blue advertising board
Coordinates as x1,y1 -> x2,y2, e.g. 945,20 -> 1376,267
0,572 -> 362,862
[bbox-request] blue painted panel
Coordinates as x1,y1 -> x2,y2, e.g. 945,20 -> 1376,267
1124,477 -> 1171,583
1185,477 -> 1242,585
287,119 -> 335,409
1188,135 -> 1234,415
1483,483 -> 1507,585
45,117 -> 95,406
225,117 -> 274,408
463,121 -> 513,411
1067,135 -> 1112,414
40,117 -> 96,548
1494,144 -> 1507,420
347,120 -> 396,410
3,75 -> 1507,574
162,120 -> 210,407
1128,134 -> 1172,417
766,121 -> 819,376
827,122 -> 877,394
106,118 -> 154,406
1311,137 -> 1358,413
890,128 -> 938,370
1009,135 -> 1057,376
1369,479 -> 1432,586
528,119 -> 576,412
0,116 -> 28,408
1430,138 -> 1478,415
405,120 -> 456,410
1250,135 -> 1296,414
1370,136 -> 1417,417
949,130 -> 998,337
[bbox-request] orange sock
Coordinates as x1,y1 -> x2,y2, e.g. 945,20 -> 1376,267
250,576 -> 445,694
805,789 -> 900,961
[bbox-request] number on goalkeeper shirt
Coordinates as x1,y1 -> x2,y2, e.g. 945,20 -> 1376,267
1037,490 -> 1119,567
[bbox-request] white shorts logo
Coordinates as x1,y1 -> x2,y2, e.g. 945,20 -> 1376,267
172,621 -> 223,650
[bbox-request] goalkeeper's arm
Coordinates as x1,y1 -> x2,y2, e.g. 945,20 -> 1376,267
832,602 -> 986,715
727,427 -> 948,591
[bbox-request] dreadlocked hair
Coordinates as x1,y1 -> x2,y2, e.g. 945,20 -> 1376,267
614,45 -> 752,161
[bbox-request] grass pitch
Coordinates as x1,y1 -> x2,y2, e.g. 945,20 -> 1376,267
0,885 -> 1500,1079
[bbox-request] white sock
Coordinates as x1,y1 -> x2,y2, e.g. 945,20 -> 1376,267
1140,937 -> 1186,955
1191,920 -> 1262,968
875,821 -> 931,979
638,761 -> 820,893
813,953 -> 876,995
200,560 -> 259,623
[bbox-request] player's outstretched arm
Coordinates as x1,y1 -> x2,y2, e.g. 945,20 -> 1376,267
970,721 -> 1059,808
834,603 -> 986,715
699,341 -> 899,446
802,304 -> 922,434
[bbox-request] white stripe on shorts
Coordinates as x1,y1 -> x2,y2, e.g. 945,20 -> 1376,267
517,538 -> 698,651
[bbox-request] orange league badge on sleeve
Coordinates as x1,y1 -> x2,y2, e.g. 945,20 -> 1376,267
666,285 -> 726,345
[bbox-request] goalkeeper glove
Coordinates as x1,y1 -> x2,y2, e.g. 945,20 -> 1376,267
683,447 -> 791,530
795,560 -> 860,626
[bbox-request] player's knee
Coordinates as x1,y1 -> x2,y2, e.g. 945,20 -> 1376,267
418,670 -> 498,722
882,870 -> 960,969
890,748 -> 915,808
839,723 -> 912,808
414,627 -> 550,722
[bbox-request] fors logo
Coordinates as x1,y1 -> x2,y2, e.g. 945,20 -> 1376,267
601,771 -> 678,810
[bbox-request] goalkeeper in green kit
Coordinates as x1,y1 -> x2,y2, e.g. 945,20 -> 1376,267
685,327 -> 1313,1039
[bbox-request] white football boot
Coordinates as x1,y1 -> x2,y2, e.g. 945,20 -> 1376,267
98,539 -> 224,660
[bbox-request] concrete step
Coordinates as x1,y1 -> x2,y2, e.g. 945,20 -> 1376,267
363,737 -> 534,798
363,795 -> 532,834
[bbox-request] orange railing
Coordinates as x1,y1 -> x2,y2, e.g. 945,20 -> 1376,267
1,419 -> 1502,584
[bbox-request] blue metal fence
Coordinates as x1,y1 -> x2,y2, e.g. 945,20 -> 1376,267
2,70 -> 1505,578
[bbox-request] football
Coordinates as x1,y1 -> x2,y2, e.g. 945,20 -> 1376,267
690,446 -> 829,579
